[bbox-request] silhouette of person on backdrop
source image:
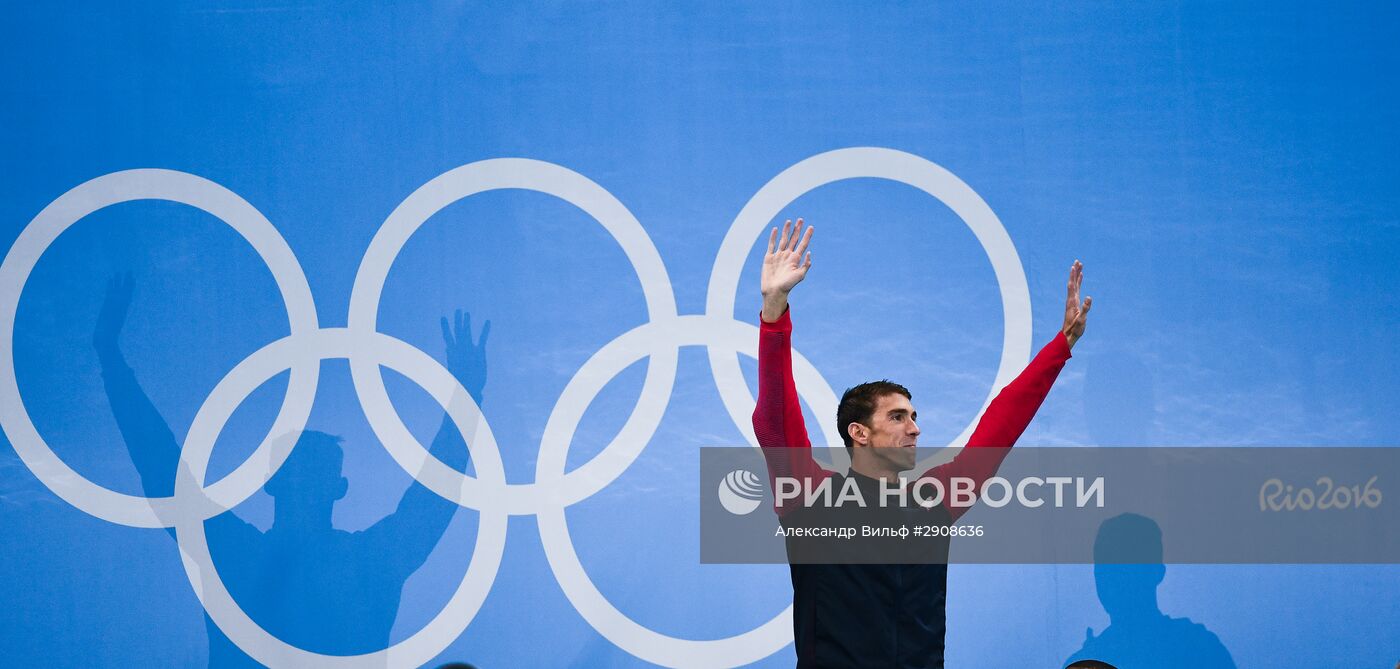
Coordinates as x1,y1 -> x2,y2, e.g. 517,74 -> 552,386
94,273 -> 489,666
1064,513 -> 1235,669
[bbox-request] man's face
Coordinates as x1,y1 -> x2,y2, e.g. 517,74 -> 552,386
859,393 -> 920,472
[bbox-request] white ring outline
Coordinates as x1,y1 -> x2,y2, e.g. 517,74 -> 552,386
172,328 -> 508,668
535,314 -> 808,668
535,148 -> 1032,666
0,169 -> 320,528
346,158 -> 680,516
705,147 -> 1033,474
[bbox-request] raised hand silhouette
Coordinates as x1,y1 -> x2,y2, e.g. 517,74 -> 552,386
442,308 -> 490,403
94,274 -> 493,665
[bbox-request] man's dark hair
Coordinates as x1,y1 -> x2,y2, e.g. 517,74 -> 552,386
837,380 -> 912,450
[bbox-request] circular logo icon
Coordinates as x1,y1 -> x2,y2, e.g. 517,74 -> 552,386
718,469 -> 765,515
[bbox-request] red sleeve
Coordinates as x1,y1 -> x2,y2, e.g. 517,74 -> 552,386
924,332 -> 1072,521
751,306 -> 833,517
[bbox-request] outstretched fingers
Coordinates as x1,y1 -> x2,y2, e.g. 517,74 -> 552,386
793,220 -> 813,259
444,309 -> 491,351
768,218 -> 813,259
476,319 -> 491,348
105,272 -> 133,305
1067,260 -> 1083,303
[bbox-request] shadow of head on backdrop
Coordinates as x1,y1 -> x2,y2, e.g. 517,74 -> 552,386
1064,513 -> 1236,669
262,430 -> 347,527
1093,512 -> 1166,623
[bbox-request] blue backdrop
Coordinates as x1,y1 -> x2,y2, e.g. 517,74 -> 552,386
3,2 -> 1398,667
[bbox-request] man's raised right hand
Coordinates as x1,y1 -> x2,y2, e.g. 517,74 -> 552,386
760,218 -> 813,322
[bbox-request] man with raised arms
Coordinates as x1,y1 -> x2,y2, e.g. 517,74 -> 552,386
752,218 -> 1091,668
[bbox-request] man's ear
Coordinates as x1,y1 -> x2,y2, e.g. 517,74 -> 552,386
846,421 -> 869,447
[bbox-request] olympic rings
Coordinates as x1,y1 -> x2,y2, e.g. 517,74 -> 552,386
0,169 -> 321,528
0,149 -> 1030,668
173,328 -> 509,668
